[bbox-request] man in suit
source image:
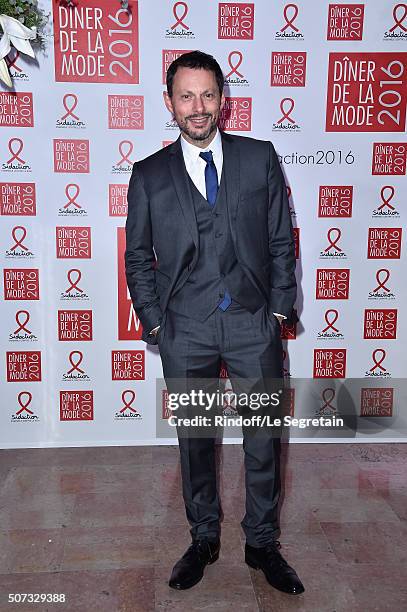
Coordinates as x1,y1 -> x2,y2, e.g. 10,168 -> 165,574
125,51 -> 304,595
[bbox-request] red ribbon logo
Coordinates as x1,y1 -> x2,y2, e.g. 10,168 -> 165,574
120,390 -> 138,413
322,309 -> 339,333
277,98 -> 295,124
66,269 -> 83,293
67,351 -> 84,374
117,141 -> 134,165
10,226 -> 28,251
64,184 -> 81,209
324,228 -> 343,253
370,349 -> 387,372
281,3 -> 300,32
225,51 -> 244,78
7,138 -> 26,164
61,94 -> 80,121
14,310 -> 31,334
373,269 -> 390,293
16,391 -> 33,415
378,186 -> 395,211
5,49 -> 22,72
171,1 -> 189,30
389,3 -> 407,32
321,388 -> 336,412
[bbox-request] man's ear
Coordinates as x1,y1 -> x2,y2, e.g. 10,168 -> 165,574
163,91 -> 174,115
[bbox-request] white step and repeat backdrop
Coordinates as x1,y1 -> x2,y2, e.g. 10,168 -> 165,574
0,0 -> 406,448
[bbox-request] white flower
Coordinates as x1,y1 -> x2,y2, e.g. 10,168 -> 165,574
0,13 -> 37,86
0,57 -> 12,87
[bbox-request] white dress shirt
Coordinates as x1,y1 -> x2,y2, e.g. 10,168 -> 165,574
149,130 -> 285,334
180,127 -> 223,197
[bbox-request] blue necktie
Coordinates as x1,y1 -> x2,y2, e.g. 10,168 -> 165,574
199,150 -> 218,207
199,150 -> 232,311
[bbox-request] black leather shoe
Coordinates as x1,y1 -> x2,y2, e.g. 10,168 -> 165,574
169,538 -> 220,590
245,541 -> 304,594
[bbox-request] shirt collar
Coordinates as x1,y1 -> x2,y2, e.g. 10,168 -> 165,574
180,128 -> 222,164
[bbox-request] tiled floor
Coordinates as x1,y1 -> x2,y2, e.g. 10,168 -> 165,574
0,443 -> 406,611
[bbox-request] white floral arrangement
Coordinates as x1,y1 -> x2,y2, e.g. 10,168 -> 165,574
0,0 -> 48,86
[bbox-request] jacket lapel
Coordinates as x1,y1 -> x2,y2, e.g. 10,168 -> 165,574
168,137 -> 199,249
221,131 -> 240,246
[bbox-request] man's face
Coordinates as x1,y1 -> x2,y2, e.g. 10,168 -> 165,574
164,67 -> 225,146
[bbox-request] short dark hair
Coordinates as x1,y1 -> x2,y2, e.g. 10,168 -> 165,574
166,50 -> 224,98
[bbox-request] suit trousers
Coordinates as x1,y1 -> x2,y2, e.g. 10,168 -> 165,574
157,301 -> 284,547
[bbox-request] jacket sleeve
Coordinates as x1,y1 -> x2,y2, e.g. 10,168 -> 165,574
125,163 -> 162,344
267,142 -> 297,320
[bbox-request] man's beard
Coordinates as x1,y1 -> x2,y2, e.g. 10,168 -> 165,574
176,113 -> 218,142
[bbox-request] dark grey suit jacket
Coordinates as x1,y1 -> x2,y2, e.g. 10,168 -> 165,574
125,131 -> 296,345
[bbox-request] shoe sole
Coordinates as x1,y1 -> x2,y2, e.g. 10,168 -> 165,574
245,555 -> 305,595
169,551 -> 220,590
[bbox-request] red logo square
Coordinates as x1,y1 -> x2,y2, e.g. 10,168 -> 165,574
218,3 -> 255,39
58,310 -> 93,341
53,139 -> 90,173
327,4 -> 364,40
108,95 -> 144,129
53,0 -> 139,84
162,389 -> 171,420
219,97 -> 252,131
0,92 -> 34,127
6,351 -> 41,382
60,390 -> 93,421
316,269 -> 350,299
112,350 -> 145,380
360,388 -> 393,417
364,309 -> 397,339
271,52 -> 306,87
117,227 -> 142,340
318,186 -> 353,217
56,226 -> 91,259
109,184 -> 128,216
3,268 -> 39,300
281,320 -> 296,340
0,182 -> 36,216
313,349 -> 346,378
367,228 -> 402,259
372,143 -> 407,175
326,55 -> 407,132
